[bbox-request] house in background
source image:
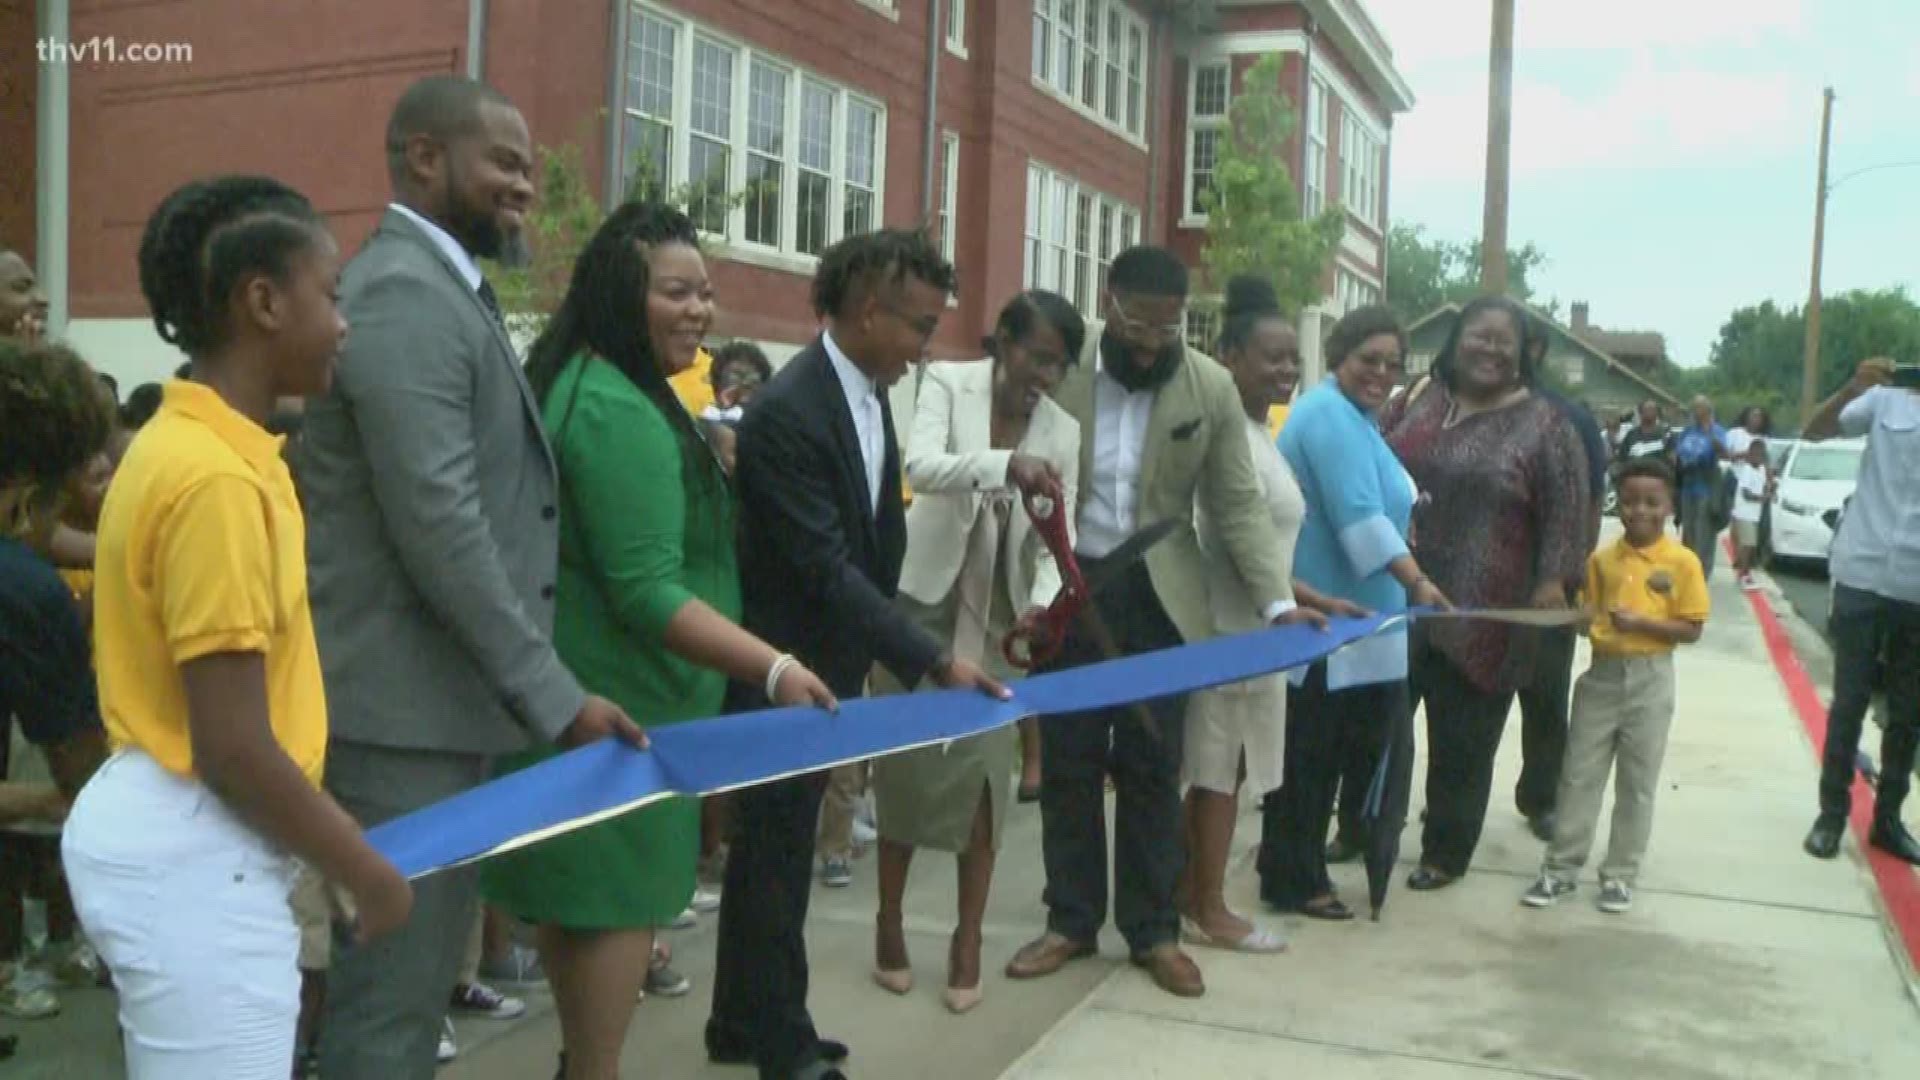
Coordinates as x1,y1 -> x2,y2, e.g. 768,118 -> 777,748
1406,301 -> 1683,423
1569,301 -> 1668,379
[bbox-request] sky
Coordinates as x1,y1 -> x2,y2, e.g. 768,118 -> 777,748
1363,0 -> 1920,367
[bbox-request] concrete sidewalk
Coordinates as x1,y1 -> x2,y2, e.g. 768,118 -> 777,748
13,545 -> 1918,1078
1003,556 -> 1920,1080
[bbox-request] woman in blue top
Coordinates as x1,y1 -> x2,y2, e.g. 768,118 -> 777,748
1257,305 -> 1449,919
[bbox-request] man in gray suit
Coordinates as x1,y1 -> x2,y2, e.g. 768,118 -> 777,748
298,76 -> 640,1079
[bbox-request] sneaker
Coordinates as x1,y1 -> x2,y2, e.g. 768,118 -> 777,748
1520,874 -> 1576,908
478,942 -> 545,986
450,980 -> 527,1020
645,956 -> 693,998
0,964 -> 59,1020
821,856 -> 853,888
1597,880 -> 1633,914
44,939 -> 105,989
690,885 -> 722,914
851,817 -> 878,846
668,907 -> 699,930
437,1019 -> 458,1063
1739,572 -> 1760,592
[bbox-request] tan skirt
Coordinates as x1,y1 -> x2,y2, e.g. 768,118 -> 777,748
869,587 -> 1016,854
1182,674 -> 1286,796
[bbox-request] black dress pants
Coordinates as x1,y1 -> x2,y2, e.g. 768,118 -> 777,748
1819,584 -> 1920,822
1515,626 -> 1577,819
1414,639 -> 1516,878
1037,559 -> 1187,954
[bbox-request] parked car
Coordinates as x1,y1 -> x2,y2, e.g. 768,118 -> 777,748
1768,438 -> 1865,566
1755,438 -> 1799,559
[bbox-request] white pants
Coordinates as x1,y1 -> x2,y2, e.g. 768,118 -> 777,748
62,750 -> 299,1079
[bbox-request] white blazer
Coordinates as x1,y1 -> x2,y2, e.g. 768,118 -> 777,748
899,359 -> 1082,612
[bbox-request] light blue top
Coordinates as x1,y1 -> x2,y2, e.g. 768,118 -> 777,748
1278,381 -> 1415,689
1831,387 -> 1920,604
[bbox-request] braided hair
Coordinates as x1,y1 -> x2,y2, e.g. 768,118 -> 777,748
524,201 -> 722,501
137,176 -> 327,358
0,339 -> 115,536
1217,275 -> 1285,356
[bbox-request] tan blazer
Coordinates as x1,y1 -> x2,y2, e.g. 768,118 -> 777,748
1053,326 -> 1290,644
898,359 -> 1082,612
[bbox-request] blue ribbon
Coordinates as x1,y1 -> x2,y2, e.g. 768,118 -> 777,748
369,613 -> 1409,879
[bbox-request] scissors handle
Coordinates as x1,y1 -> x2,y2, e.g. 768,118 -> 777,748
1004,484 -> 1086,670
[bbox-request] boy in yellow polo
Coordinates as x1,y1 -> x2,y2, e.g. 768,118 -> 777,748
1524,457 -> 1708,915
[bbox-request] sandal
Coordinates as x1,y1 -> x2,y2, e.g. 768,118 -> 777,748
1180,915 -> 1288,953
1406,866 -> 1457,891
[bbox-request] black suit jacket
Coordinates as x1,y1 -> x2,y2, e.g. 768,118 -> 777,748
731,338 -> 944,700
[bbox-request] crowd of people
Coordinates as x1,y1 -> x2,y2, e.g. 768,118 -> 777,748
0,72 -> 1916,1080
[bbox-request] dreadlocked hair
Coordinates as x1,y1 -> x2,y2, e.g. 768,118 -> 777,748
0,339 -> 115,535
810,228 -> 957,319
138,176 -> 326,358
524,201 -> 722,501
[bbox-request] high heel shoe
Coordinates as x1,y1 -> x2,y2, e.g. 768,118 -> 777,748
944,931 -> 983,1014
873,914 -> 913,995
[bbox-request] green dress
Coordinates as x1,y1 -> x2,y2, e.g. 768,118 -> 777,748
480,354 -> 738,930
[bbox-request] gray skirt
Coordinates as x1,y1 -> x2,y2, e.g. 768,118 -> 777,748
870,587 -> 1016,854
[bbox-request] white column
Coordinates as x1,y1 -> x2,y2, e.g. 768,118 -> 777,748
35,0 -> 70,334
1298,307 -> 1326,389
465,0 -> 487,79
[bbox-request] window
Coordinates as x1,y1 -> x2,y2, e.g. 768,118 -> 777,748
1186,61 -> 1229,218
1334,270 -> 1379,315
946,0 -> 966,54
627,11 -> 677,201
1022,161 -> 1142,321
1184,305 -> 1220,354
622,5 -> 886,263
938,131 -> 959,262
1031,0 -> 1148,142
744,59 -> 789,246
1304,76 -> 1329,217
1340,113 -> 1381,226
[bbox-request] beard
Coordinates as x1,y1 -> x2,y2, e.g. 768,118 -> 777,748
443,159 -> 516,261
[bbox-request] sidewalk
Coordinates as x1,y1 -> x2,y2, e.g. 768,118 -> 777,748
1003,553 -> 1920,1079
12,546 -> 1919,1078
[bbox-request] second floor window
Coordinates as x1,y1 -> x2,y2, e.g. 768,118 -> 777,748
1031,0 -> 1147,142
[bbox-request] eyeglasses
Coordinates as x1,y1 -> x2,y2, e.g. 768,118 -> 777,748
1106,293 -> 1186,343
876,297 -> 940,343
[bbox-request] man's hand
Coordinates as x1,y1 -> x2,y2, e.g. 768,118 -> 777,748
1609,607 -> 1648,634
1006,453 -> 1061,499
346,858 -> 415,944
1272,605 -> 1329,630
1529,581 -> 1569,610
1313,597 -> 1372,620
559,694 -> 648,749
1851,357 -> 1894,394
932,656 -> 1012,700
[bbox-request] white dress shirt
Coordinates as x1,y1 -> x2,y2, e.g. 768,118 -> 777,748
1078,354 -> 1154,558
388,203 -> 482,293
824,330 -> 884,514
1832,386 -> 1920,603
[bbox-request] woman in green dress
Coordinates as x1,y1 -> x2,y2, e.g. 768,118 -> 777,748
480,203 -> 835,1080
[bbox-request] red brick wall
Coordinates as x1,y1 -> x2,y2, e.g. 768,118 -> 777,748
0,0 -> 37,261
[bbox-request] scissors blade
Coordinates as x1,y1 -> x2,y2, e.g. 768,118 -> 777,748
1082,518 -> 1179,595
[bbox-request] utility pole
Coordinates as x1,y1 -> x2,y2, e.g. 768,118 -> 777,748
1480,0 -> 1515,294
1800,87 -> 1834,426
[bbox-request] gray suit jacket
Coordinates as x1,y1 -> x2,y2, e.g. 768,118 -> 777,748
297,209 -> 584,755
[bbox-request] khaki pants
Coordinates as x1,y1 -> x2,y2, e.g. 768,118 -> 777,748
1544,653 -> 1676,886
816,761 -> 868,860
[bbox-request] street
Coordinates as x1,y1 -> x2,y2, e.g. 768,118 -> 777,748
1771,557 -> 1833,643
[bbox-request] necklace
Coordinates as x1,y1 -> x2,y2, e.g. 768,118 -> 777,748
1443,386 -> 1529,429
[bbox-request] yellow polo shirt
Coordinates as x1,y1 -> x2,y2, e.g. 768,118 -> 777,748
1584,532 -> 1709,658
669,347 -> 715,416
92,381 -> 327,784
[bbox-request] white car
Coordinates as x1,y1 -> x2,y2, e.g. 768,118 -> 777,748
1768,438 -> 1866,565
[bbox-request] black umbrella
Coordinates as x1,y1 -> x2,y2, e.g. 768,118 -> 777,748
1361,699 -> 1416,921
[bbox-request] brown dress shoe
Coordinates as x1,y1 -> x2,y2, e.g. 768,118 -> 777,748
1004,932 -> 1097,980
1131,944 -> 1205,998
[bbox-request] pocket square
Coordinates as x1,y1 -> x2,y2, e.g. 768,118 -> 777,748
1171,418 -> 1202,440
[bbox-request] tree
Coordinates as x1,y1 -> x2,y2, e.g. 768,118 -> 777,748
1384,223 -> 1550,325
1694,287 -> 1920,428
1200,54 -> 1344,315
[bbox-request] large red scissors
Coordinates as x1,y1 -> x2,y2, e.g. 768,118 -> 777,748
1003,488 -> 1177,670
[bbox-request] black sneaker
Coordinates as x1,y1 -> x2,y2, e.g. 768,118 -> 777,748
1596,879 -> 1634,914
1520,874 -> 1576,908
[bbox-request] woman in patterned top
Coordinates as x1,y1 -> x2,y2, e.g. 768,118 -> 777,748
1386,295 -> 1592,891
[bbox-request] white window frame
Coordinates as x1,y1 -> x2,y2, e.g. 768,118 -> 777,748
1304,75 -> 1329,218
1022,160 -> 1142,321
1184,304 -> 1221,355
1339,113 -> 1380,227
1030,0 -> 1148,145
621,3 -> 887,271
946,0 -> 967,57
1184,60 -> 1230,223
937,130 -> 960,262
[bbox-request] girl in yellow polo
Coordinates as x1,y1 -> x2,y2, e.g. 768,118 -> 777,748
61,177 -> 412,1079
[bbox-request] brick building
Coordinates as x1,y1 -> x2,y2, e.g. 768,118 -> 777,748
5,0 -> 1409,390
